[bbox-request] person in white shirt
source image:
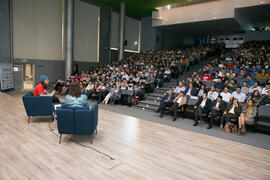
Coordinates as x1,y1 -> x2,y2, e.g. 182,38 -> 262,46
173,81 -> 186,95
249,81 -> 262,95
207,86 -> 219,101
220,87 -> 232,103
231,86 -> 246,104
262,83 -> 270,95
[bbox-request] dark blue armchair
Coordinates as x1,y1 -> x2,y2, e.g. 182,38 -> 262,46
22,91 -> 54,123
56,104 -> 98,144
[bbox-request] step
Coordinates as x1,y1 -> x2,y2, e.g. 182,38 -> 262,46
145,96 -> 162,102
134,103 -> 158,112
148,93 -> 166,97
139,100 -> 160,107
155,88 -> 169,94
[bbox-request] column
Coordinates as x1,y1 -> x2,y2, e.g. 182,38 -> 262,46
65,0 -> 74,79
118,2 -> 125,61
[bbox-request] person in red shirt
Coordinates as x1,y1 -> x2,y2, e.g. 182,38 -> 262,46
34,75 -> 55,96
201,72 -> 212,81
227,60 -> 234,69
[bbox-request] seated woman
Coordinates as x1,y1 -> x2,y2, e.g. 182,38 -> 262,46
238,99 -> 257,135
64,83 -> 89,108
247,90 -> 261,106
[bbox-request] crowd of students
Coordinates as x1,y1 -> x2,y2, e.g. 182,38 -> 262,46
157,40 -> 270,135
54,45 -> 215,107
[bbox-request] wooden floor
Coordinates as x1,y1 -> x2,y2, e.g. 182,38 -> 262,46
1,92 -> 270,180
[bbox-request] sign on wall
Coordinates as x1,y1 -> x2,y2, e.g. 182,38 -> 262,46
0,63 -> 14,90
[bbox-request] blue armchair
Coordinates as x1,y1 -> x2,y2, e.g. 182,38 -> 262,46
22,91 -> 54,123
56,104 -> 98,144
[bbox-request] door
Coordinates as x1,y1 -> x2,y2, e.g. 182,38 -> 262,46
13,64 -> 23,90
23,64 -> 34,89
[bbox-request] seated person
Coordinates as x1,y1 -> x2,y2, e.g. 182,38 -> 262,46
247,90 -> 261,106
145,73 -> 155,93
231,86 -> 246,104
220,87 -> 231,103
215,77 -> 225,91
220,98 -> 241,132
227,79 -> 237,92
241,81 -> 250,95
159,90 -> 175,118
201,72 -> 212,82
238,99 -> 257,136
240,74 -> 254,87
34,75 -> 59,103
193,92 -> 212,126
207,86 -> 218,101
34,75 -> 55,96
208,96 -> 227,129
249,81 -> 262,95
262,83 -> 270,95
135,79 -> 146,100
259,89 -> 270,106
256,68 -> 269,80
64,83 -> 89,108
169,91 -> 187,121
174,81 -> 186,95
196,84 -> 207,97
155,70 -> 164,88
184,82 -> 197,96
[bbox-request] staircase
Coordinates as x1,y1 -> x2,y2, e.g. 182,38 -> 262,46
134,58 -> 213,112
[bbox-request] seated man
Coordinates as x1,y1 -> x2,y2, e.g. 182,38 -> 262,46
193,92 -> 212,126
220,98 -> 241,132
215,77 -> 225,91
259,89 -> 270,106
231,86 -> 246,104
208,96 -> 227,129
155,70 -> 164,88
159,90 -> 175,118
169,91 -> 187,121
174,81 -> 186,95
249,81 -> 262,95
184,82 -> 197,96
220,87 -> 231,103
207,86 -> 219,101
135,79 -> 145,100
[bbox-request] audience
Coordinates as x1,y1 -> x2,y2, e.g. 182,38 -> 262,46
54,40 -> 270,135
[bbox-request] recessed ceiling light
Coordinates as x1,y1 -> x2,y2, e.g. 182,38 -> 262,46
260,1 -> 264,4
213,17 -> 217,19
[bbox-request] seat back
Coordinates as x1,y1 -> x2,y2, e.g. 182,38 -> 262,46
22,92 -> 53,116
258,105 -> 270,118
57,104 -> 98,135
57,108 -> 75,134
187,96 -> 199,106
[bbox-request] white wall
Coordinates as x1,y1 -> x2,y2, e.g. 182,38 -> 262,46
153,0 -> 270,27
111,12 -> 141,52
74,0 -> 100,62
13,0 -> 62,60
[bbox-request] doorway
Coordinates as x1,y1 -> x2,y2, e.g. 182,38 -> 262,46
23,64 -> 34,89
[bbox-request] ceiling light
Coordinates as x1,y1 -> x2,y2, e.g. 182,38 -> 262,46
213,17 -> 217,19
260,2 -> 264,4
134,41 -> 138,45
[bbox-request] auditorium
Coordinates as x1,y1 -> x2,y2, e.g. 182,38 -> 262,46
1,0 -> 270,179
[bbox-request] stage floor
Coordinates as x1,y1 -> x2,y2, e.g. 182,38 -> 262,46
1,92 -> 270,180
